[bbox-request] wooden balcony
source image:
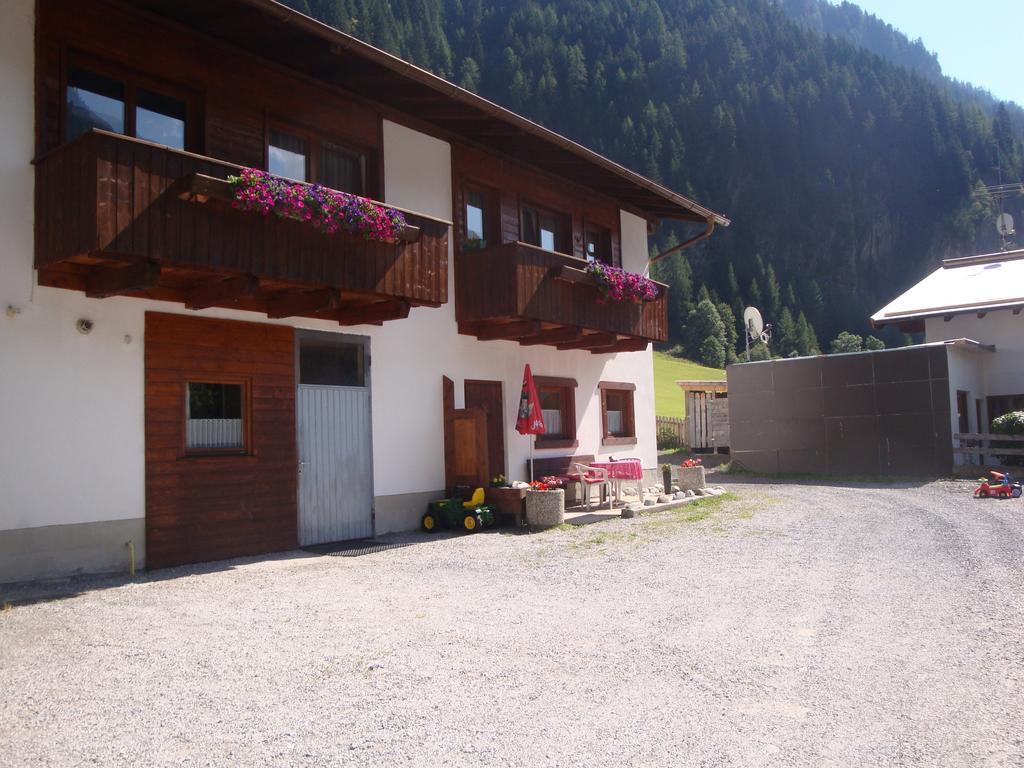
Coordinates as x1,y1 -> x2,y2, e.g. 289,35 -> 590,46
455,242 -> 668,352
34,130 -> 449,323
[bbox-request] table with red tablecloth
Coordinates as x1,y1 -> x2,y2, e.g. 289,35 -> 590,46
589,459 -> 643,504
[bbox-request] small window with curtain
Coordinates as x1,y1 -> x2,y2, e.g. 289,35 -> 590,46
185,381 -> 249,454
534,376 -> 578,449
268,129 -> 309,182
521,204 -> 570,254
599,382 -> 636,445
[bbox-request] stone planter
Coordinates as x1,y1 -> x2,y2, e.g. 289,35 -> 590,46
678,466 -> 706,491
525,489 -> 565,530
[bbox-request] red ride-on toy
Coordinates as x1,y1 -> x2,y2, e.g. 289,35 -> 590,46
974,471 -> 1022,499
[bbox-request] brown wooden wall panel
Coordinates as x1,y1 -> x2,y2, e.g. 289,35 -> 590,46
144,312 -> 298,569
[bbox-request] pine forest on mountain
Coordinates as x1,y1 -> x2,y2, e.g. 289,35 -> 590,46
285,0 -> 1024,365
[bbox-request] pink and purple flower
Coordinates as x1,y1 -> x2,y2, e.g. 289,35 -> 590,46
584,259 -> 660,304
227,168 -> 407,243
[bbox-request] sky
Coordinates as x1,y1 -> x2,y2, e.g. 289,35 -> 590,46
836,0 -> 1024,106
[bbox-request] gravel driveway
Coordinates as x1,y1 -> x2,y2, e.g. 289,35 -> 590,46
2,478 -> 1023,767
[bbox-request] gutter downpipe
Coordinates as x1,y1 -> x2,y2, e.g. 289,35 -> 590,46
650,218 -> 715,264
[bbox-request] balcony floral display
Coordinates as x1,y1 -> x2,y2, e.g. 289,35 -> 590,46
227,168 -> 407,243
583,259 -> 660,303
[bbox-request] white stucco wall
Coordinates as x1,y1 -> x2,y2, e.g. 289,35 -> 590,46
926,310 -> 1024,404
1,45 -> 658,543
374,121 -> 658,506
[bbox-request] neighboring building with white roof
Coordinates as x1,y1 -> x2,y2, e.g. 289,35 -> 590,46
872,248 -> 1024,451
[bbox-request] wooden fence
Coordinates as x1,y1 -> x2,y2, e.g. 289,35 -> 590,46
953,432 -> 1024,463
656,416 -> 688,448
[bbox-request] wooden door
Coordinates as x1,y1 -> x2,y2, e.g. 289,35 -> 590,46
443,377 -> 488,492
465,380 -> 506,480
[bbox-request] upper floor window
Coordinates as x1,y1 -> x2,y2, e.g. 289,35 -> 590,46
463,183 -> 497,250
585,224 -> 618,267
466,189 -> 486,243
267,125 -> 371,195
268,129 -> 309,182
135,88 -> 186,149
522,203 -> 570,254
65,66 -> 188,150
321,142 -> 365,195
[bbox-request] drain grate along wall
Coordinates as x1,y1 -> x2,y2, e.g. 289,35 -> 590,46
727,346 -> 953,476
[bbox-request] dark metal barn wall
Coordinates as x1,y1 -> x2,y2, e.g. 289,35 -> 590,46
727,346 -> 954,477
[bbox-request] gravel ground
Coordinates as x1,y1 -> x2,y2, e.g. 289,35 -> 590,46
2,477 -> 1023,767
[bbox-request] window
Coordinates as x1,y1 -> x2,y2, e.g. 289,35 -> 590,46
522,204 -> 570,254
534,376 -> 578,449
987,394 -> 1024,426
466,190 -> 486,243
599,382 -> 636,445
299,339 -> 366,387
65,65 -> 188,150
268,129 -> 309,182
267,125 -> 371,195
66,68 -> 124,140
585,225 -> 617,266
185,381 -> 248,453
461,182 -> 496,251
135,88 -> 186,149
320,142 -> 365,194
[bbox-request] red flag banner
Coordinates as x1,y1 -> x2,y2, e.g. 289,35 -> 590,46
515,364 -> 546,435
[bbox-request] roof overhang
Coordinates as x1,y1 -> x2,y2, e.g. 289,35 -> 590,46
871,248 -> 1024,330
127,0 -> 730,227
675,379 -> 728,393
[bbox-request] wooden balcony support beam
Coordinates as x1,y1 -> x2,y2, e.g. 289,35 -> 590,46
474,319 -> 541,341
266,288 -> 340,319
556,332 -> 617,351
518,326 -> 582,347
337,298 -> 410,326
84,260 -> 160,298
185,274 -> 260,310
589,338 -> 650,355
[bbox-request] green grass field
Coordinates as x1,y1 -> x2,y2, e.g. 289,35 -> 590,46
652,351 -> 725,418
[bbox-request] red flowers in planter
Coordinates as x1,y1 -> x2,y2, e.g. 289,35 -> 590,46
584,259 -> 659,304
529,476 -> 566,491
227,168 -> 407,243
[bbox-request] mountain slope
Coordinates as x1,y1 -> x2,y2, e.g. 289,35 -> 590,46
283,0 -> 1024,350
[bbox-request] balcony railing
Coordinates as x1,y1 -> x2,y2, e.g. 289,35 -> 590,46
455,241 -> 668,352
34,130 -> 449,323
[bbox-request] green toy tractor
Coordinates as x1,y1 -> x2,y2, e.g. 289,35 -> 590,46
422,487 -> 496,533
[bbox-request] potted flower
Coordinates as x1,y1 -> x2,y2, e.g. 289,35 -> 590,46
490,474 -> 509,488
525,476 -> 565,530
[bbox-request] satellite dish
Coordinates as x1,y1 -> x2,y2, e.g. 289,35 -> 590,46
997,212 -> 1015,236
743,306 -> 763,339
